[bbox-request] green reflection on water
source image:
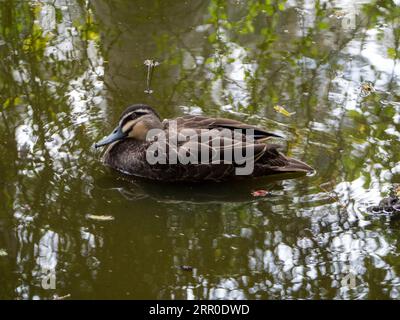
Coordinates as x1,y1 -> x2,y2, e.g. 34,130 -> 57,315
0,0 -> 400,299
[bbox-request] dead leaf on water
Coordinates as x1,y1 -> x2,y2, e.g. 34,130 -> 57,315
329,10 -> 346,19
360,82 -> 375,97
0,249 -> 8,256
144,59 -> 160,67
180,265 -> 193,271
251,190 -> 270,197
274,105 -> 296,117
86,214 -> 115,221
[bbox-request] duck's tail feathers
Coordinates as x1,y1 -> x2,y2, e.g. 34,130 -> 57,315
280,156 -> 314,173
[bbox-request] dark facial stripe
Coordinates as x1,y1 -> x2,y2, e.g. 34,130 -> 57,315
120,112 -> 137,128
121,109 -> 152,125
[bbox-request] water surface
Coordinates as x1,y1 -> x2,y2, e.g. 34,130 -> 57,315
0,0 -> 400,299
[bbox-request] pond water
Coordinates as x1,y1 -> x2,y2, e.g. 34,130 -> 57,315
0,0 -> 400,300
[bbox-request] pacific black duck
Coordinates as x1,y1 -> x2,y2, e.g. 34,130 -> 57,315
95,104 -> 314,182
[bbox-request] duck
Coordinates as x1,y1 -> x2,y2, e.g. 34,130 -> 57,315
94,104 -> 314,182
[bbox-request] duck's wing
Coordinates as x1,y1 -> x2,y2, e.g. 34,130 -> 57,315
172,115 -> 282,140
159,127 -> 266,165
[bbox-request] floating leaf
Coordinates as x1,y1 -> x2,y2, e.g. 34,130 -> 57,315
0,249 -> 8,256
86,214 -> 115,221
251,190 -> 270,197
360,82 -> 375,97
330,10 -> 346,19
274,105 -> 295,117
180,265 -> 193,271
144,59 -> 160,67
86,30 -> 99,41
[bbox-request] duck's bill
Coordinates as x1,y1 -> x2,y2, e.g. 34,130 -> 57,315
95,126 -> 126,148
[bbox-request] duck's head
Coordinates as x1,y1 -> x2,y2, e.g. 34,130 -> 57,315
95,104 -> 162,148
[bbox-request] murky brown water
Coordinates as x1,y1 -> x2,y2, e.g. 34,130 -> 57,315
1,0 -> 400,300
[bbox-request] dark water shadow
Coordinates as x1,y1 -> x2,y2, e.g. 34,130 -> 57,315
94,170 -> 310,204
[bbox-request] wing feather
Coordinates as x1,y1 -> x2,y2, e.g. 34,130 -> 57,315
173,116 -> 282,140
